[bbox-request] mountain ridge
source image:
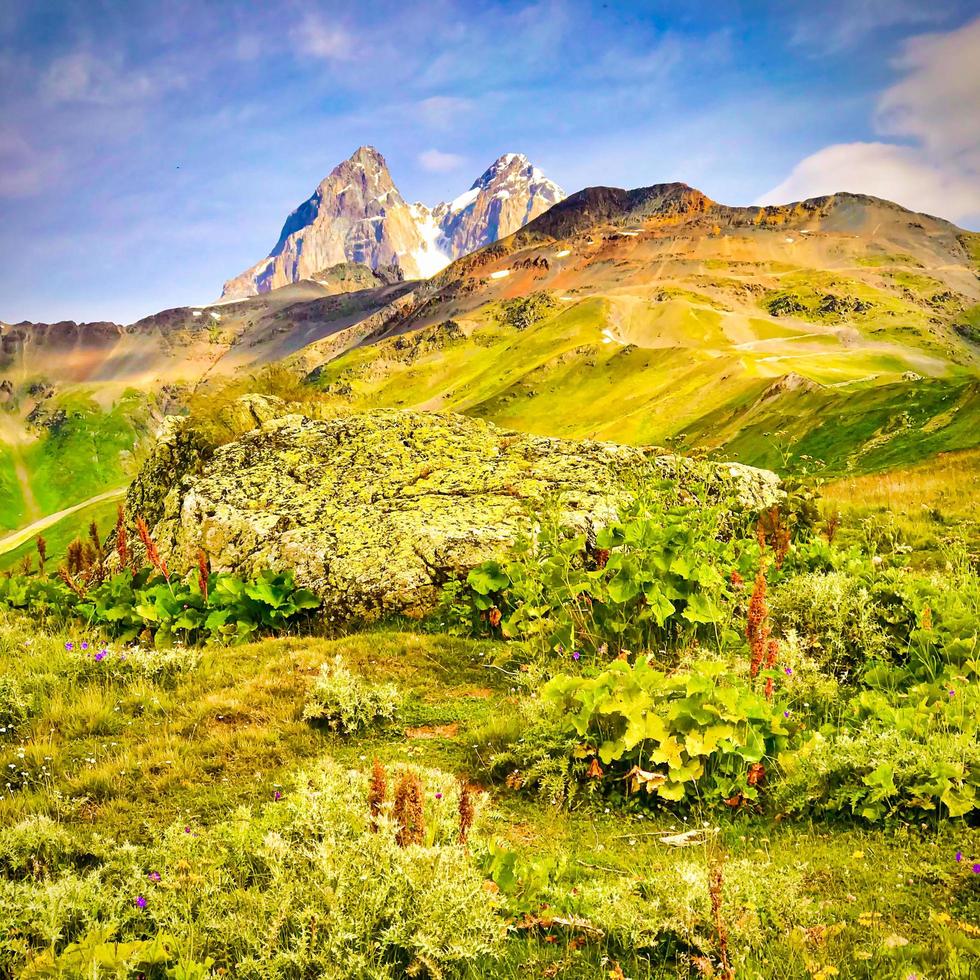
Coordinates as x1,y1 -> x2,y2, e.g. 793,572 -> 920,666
221,147 -> 564,299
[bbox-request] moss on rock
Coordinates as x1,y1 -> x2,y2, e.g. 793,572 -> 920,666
127,402 -> 782,623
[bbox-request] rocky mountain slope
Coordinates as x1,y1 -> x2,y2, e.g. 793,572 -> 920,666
295,183 -> 980,473
3,174 -> 979,535
221,147 -> 563,298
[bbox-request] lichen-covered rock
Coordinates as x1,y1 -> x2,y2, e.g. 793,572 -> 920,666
128,407 -> 781,623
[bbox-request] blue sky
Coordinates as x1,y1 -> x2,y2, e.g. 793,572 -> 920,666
1,0 -> 978,324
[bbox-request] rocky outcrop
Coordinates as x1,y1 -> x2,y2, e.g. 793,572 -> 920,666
221,148 -> 564,299
127,404 -> 782,623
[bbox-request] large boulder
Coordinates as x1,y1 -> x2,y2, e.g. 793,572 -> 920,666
127,406 -> 781,622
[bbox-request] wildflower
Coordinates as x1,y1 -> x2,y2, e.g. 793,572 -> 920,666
65,642 -> 74,651
148,872 -> 161,882
784,667 -> 793,676
974,864 -> 980,875
949,689 -> 956,698
435,792 -> 443,799
94,650 -> 107,662
956,851 -> 963,862
393,771 -> 425,847
81,641 -> 89,650
135,895 -> 147,909
136,516 -> 170,582
184,826 -> 191,834
273,790 -> 282,802
459,782 -> 475,844
747,566 -> 770,679
784,710 -> 791,718
572,650 -> 581,661
368,758 -> 387,832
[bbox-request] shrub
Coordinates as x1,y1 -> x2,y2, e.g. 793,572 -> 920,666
0,761 -> 500,978
444,491 -> 761,658
0,675 -> 31,734
536,657 -> 795,807
774,724 -> 980,821
302,656 -> 401,732
770,571 -> 889,672
0,567 -> 321,647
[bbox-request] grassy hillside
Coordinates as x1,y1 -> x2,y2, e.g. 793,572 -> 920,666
2,617 -> 977,978
0,389 -> 150,532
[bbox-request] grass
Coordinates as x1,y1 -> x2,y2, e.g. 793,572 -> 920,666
820,449 -> 980,560
0,493 -> 125,572
2,613 -> 978,978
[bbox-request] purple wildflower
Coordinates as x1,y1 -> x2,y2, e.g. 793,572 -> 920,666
435,792 -> 443,799
572,650 -> 581,661
80,641 -> 89,650
956,851 -> 963,862
148,871 -> 161,882
65,642 -> 73,651
273,791 -> 282,802
784,667 -> 793,676
973,864 -> 980,875
94,651 -> 106,663
784,710 -> 791,718
135,895 -> 147,909
184,826 -> 191,834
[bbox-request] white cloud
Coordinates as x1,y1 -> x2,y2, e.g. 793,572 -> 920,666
418,148 -> 466,173
758,17 -> 980,226
875,18 -> 980,158
414,96 -> 474,129
40,50 -> 179,105
757,142 -> 980,221
294,17 -> 354,61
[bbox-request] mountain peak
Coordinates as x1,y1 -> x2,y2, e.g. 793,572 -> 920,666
346,145 -> 386,169
221,148 -> 565,298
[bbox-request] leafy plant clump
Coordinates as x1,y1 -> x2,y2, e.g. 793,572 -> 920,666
303,655 -> 401,732
443,489 -> 763,657
0,567 -> 320,647
540,657 -> 794,807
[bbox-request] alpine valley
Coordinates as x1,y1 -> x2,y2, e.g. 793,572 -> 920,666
1,144 -> 978,549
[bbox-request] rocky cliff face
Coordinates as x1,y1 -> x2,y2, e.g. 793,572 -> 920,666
127,402 -> 782,623
221,147 -> 432,298
221,147 -> 563,299
432,153 -> 564,260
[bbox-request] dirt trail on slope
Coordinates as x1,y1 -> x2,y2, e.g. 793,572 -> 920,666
0,486 -> 126,557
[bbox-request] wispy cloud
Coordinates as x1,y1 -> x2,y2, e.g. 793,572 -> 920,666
40,49 -> 183,105
759,16 -> 980,224
292,16 -> 356,61
789,0 -> 949,53
414,96 -> 474,129
418,148 -> 466,173
0,128 -> 63,197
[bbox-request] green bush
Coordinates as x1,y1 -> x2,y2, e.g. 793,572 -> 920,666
302,656 -> 401,732
0,761 -> 500,978
770,570 -> 889,672
0,567 -> 321,647
444,491 -> 761,657
537,657 -> 795,806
